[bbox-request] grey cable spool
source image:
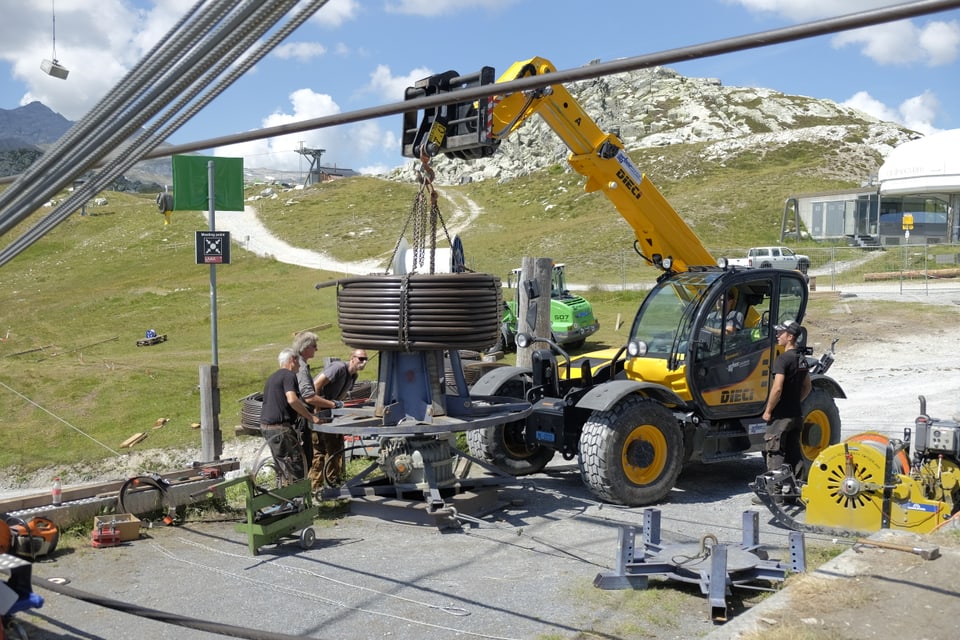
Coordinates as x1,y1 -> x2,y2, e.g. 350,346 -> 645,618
337,273 -> 503,352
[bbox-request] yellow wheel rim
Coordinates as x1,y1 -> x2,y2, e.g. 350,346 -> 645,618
801,409 -> 832,461
622,425 -> 667,485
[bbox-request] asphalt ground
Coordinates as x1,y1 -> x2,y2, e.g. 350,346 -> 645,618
8,455 -> 800,640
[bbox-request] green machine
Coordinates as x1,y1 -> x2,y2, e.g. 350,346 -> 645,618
496,263 -> 599,352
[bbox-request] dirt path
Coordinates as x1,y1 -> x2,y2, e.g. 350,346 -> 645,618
212,188 -> 483,275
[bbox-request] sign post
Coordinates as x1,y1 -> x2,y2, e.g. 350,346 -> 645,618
172,155 -> 244,462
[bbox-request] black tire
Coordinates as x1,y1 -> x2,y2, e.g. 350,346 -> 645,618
578,396 -> 683,506
798,259 -> 810,275
300,527 -> 316,549
796,387 -> 842,478
466,374 -> 555,475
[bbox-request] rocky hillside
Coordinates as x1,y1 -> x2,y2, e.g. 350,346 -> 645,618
0,101 -> 73,148
395,65 -> 919,186
0,101 -> 171,189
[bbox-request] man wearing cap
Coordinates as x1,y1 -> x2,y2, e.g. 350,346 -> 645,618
760,319 -> 812,487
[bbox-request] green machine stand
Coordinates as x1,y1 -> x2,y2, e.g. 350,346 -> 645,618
205,475 -> 317,555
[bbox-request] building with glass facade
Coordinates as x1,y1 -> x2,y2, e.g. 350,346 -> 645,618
784,129 -> 960,246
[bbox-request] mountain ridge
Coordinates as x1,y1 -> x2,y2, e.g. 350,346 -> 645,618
0,66 -> 918,189
393,65 -> 917,186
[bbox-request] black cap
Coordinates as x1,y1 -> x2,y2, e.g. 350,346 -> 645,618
774,320 -> 801,337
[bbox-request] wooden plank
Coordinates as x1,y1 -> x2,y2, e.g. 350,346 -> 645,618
292,323 -> 332,337
119,432 -> 148,448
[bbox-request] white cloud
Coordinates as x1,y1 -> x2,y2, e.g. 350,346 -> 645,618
211,87 -> 400,174
216,89 -> 342,170
728,0 -> 960,67
898,91 -> 941,135
384,0 -> 517,17
727,0 -> 923,22
365,64 -> 435,102
842,90 -> 941,135
0,1 -> 146,120
311,0 -> 361,27
272,42 -> 327,62
833,20 -> 960,66
917,20 -> 960,65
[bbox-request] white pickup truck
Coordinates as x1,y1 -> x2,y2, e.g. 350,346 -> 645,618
726,246 -> 810,274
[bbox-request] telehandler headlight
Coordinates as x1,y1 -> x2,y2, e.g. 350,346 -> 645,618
627,340 -> 647,357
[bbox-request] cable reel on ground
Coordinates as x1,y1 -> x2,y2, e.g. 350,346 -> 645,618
768,401 -> 960,535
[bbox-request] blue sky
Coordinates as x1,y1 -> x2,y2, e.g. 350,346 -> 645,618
1,0 -> 958,178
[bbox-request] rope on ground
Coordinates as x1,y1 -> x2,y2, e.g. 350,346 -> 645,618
158,540 -> 523,640
0,379 -> 123,456
34,576 -> 313,640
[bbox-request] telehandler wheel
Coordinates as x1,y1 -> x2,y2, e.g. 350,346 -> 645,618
465,375 -> 555,475
578,397 -> 683,506
797,387 -> 842,477
466,425 -> 555,475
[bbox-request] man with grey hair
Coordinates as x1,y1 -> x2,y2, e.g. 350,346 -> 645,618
260,347 -> 321,484
293,331 -> 322,489
311,348 -> 369,488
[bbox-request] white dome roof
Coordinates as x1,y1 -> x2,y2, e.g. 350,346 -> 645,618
879,128 -> 960,194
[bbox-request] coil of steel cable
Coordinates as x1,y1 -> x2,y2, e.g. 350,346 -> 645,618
337,273 -> 502,351
239,392 -> 264,432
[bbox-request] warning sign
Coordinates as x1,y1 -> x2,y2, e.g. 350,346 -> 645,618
195,231 -> 231,264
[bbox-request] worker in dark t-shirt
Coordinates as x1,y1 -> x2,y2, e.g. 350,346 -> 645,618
762,320 -> 812,476
260,347 -> 321,484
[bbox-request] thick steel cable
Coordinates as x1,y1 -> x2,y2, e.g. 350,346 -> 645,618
46,0 -> 957,165
0,0 -> 232,219
337,274 -> 503,351
0,0 -> 327,264
1,0 -> 958,256
0,0 -> 211,209
35,578 -> 317,640
0,0 -> 323,264
0,0 -> 269,239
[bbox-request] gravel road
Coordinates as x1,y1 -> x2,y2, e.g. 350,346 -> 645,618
16,454 -> 783,640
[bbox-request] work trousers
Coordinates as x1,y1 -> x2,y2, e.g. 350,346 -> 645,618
308,429 -> 345,492
764,415 -> 803,473
260,423 -> 306,484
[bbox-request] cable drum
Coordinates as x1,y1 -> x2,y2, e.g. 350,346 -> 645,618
337,273 -> 503,352
238,392 -> 263,434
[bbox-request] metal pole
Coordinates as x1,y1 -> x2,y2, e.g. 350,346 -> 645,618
202,159 -> 222,461
208,160 -> 219,366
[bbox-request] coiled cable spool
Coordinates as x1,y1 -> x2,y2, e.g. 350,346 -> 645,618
337,272 -> 502,352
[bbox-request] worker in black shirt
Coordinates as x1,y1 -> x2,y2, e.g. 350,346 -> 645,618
260,348 -> 321,484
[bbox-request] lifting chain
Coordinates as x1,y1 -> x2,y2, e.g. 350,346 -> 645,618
387,150 -> 456,275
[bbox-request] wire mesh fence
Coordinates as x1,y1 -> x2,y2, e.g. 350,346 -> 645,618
534,243 -> 960,297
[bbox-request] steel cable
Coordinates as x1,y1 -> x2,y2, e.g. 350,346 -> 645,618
337,273 -> 502,351
0,0 -> 236,231
0,0 -> 266,233
0,0 -> 327,266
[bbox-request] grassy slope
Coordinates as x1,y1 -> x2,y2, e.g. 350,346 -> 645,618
0,140 -> 861,474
